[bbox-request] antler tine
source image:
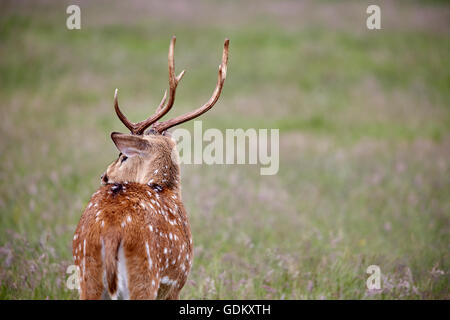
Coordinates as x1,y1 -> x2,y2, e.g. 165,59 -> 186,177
113,36 -> 184,135
114,88 -> 137,133
135,36 -> 185,134
114,88 -> 168,135
155,89 -> 168,114
152,38 -> 229,133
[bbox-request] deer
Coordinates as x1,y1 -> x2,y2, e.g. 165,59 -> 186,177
72,36 -> 229,300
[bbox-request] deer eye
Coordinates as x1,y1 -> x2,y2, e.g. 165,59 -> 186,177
120,155 -> 128,163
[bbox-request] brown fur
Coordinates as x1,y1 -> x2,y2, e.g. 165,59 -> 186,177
73,133 -> 192,300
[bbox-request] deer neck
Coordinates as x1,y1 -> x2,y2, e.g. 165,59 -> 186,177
137,155 -> 181,197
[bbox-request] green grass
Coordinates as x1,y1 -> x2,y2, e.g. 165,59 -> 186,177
0,0 -> 449,299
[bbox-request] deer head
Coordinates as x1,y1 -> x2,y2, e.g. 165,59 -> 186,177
101,36 -> 229,189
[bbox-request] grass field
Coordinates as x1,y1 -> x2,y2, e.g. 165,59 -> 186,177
0,0 -> 449,299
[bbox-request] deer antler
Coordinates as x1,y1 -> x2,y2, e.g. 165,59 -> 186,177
114,36 -> 185,135
151,38 -> 229,133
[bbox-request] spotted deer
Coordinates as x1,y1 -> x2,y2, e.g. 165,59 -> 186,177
72,37 -> 229,300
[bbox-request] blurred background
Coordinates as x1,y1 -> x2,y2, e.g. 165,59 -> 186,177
0,0 -> 449,299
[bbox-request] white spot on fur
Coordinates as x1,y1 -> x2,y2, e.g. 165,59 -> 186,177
145,242 -> 152,269
101,238 -> 105,264
82,240 -> 86,276
161,276 -> 177,286
161,276 -> 170,284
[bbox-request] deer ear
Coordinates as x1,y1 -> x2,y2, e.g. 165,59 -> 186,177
111,132 -> 150,157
